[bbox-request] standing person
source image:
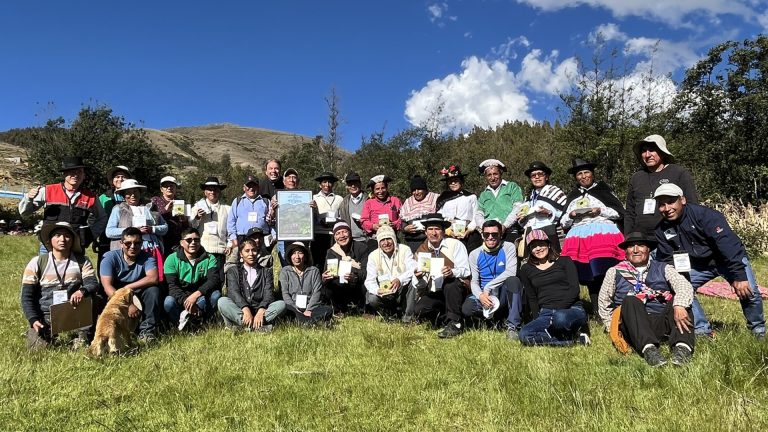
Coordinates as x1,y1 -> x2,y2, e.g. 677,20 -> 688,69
190,177 -> 231,279
363,225 -> 416,320
474,159 -> 524,241
463,220 -> 523,339
598,232 -> 695,366
518,230 -> 590,346
653,183 -> 765,338
151,176 -> 188,258
360,175 -> 402,252
19,156 -> 104,251
272,167 -> 300,266
258,158 -> 284,199
625,134 -> 699,237
337,172 -> 368,245
226,174 -> 275,257
279,242 -> 334,324
436,165 -> 480,252
310,172 -> 344,269
321,222 -> 368,314
95,165 -> 132,270
400,175 -> 439,252
510,161 -> 567,254
560,158 -> 625,312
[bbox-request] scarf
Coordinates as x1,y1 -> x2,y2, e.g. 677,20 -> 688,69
564,181 -> 625,227
615,261 -> 672,304
330,242 -> 362,270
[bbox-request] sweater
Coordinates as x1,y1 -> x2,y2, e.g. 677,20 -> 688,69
361,196 -> 403,233
475,180 -> 524,228
519,256 -> 581,317
468,242 -> 517,297
338,193 -> 367,242
189,198 -> 231,254
279,266 -> 324,311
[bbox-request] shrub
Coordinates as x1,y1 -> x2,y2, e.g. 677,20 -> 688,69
708,199 -> 768,258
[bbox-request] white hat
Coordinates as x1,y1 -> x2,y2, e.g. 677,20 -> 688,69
376,225 -> 397,243
115,179 -> 147,193
482,295 -> 501,318
653,183 -> 684,199
478,159 -> 507,175
634,135 -> 674,161
160,176 -> 179,186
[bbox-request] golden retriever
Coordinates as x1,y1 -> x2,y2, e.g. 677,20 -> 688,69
88,287 -> 137,357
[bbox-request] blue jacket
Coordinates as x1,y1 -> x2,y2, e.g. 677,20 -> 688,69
655,203 -> 747,281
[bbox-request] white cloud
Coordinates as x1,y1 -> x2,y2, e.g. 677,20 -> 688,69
490,36 -> 531,60
588,23 -> 627,43
518,49 -> 579,94
758,10 -> 768,31
464,31 -> 473,38
427,2 -> 456,26
624,37 -> 700,74
516,0 -> 757,28
405,57 -> 534,132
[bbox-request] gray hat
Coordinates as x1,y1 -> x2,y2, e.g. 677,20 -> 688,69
39,222 -> 82,254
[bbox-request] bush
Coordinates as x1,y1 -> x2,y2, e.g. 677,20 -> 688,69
709,199 -> 768,258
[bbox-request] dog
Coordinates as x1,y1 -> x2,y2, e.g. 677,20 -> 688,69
88,287 -> 137,357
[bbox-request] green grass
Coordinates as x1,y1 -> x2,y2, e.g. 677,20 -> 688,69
1,235 -> 767,431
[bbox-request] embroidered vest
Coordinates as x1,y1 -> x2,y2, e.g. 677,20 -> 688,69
613,260 -> 671,315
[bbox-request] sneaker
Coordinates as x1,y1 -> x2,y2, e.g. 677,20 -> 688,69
401,314 -> 414,324
577,333 -> 591,346
506,327 -> 519,341
438,322 -> 463,339
670,345 -> 693,365
178,310 -> 190,331
754,332 -> 766,341
643,346 -> 667,367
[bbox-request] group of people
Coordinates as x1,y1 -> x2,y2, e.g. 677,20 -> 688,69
17,134 -> 765,367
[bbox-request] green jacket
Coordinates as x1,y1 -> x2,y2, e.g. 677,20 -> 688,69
164,249 -> 220,303
477,180 -> 523,225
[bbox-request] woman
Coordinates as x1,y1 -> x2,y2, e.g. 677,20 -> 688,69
509,161 -> 567,253
560,158 -> 625,312
151,176 -> 188,258
218,238 -> 287,332
436,165 -> 481,252
518,229 -> 589,346
96,165 -> 132,269
279,242 -> 334,324
105,179 -> 168,275
360,175 -> 402,252
399,175 -> 438,252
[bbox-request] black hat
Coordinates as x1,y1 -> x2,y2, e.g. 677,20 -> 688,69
618,232 -> 658,250
410,175 -> 428,191
39,222 -> 82,254
439,165 -> 466,182
314,172 -> 339,183
285,241 -> 312,265
106,165 -> 132,183
60,156 -> 86,172
200,176 -> 227,190
419,213 -> 451,229
524,161 -> 553,177
567,158 -> 597,175
243,174 -> 259,185
344,172 -> 362,184
246,226 -> 265,238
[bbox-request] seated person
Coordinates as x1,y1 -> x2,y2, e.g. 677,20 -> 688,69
321,222 -> 368,314
218,235 -> 287,332
598,232 -> 695,366
363,225 -> 416,320
163,228 -> 222,330
411,214 -> 470,339
463,220 -> 523,340
100,227 -> 162,341
518,230 -> 589,346
21,222 -> 99,349
279,242 -> 333,324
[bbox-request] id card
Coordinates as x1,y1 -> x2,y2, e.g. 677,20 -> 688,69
52,290 -> 68,305
296,294 -> 308,309
673,253 -> 692,273
247,212 -> 259,222
204,221 -> 218,235
643,199 -> 656,215
325,211 -> 337,224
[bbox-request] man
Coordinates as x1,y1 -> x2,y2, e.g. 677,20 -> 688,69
258,158 -> 284,199
625,135 -> 698,237
21,222 -> 99,349
463,220 -> 523,340
474,159 -> 524,239
19,156 -> 105,250
322,222 -> 368,313
273,168 -> 300,265
311,172 -> 344,268
227,174 -> 275,254
598,232 -> 695,366
653,183 -> 765,338
163,228 -> 222,330
337,171 -> 368,245
364,225 -> 416,320
100,227 -> 162,341
412,213 -> 470,338
190,176 -> 231,278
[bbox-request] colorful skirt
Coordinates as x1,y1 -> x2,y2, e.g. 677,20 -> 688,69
562,222 -> 624,283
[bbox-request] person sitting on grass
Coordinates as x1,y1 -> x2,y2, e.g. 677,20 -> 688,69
463,220 -> 523,340
280,242 -> 333,325
163,227 -> 222,331
100,227 -> 162,342
363,225 -> 416,321
21,222 -> 99,350
218,236 -> 286,332
598,232 -> 695,367
322,221 -> 368,314
518,229 -> 590,346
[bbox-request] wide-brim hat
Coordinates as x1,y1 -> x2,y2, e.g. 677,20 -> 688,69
567,158 -> 597,175
200,176 -> 227,190
60,156 -> 86,172
524,161 -> 553,177
106,165 -> 132,183
368,175 -> 392,189
419,213 -> 451,229
344,171 -> 362,184
439,166 -> 467,182
618,232 -> 657,250
160,176 -> 179,186
478,159 -> 507,175
633,134 -> 674,163
285,241 -> 312,265
314,172 -> 339,183
39,222 -> 82,254
115,178 -> 147,193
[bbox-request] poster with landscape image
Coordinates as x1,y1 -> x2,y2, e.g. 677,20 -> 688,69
277,190 -> 314,241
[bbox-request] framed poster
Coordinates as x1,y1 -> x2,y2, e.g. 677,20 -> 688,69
277,190 -> 314,241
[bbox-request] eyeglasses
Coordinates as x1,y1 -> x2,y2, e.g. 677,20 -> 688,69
161,183 -> 176,188
482,232 -> 501,239
122,241 -> 142,248
183,237 -> 201,244
529,172 -> 546,178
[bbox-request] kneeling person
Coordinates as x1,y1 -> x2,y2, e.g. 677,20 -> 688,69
364,225 -> 416,320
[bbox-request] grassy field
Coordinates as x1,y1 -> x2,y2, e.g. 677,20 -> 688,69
1,235 -> 767,431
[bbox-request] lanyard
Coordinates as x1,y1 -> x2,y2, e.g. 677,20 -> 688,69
379,251 -> 395,275
479,252 -> 500,277
51,255 -> 72,287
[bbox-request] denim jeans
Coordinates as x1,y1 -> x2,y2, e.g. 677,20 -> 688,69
461,277 -> 523,329
136,285 -> 162,336
163,290 -> 222,326
519,305 -> 587,346
688,257 -> 765,335
217,297 -> 287,328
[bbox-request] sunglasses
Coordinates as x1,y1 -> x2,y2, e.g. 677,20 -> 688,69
183,237 -> 201,244
122,241 -> 142,248
482,232 -> 501,239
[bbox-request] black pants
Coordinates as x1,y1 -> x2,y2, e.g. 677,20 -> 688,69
311,233 -> 333,269
323,279 -> 366,313
287,304 -> 334,324
413,277 -> 465,324
620,296 -> 695,354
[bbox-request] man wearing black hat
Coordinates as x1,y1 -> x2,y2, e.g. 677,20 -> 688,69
19,156 -> 105,251
412,213 -> 471,338
311,172 -> 343,269
226,174 -> 275,257
190,176 -> 231,279
338,171 -> 368,245
598,232 -> 695,366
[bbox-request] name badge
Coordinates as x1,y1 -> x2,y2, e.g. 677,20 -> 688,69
204,221 -> 218,235
673,253 -> 692,273
247,212 -> 259,222
296,294 -> 308,309
52,290 -> 68,305
643,199 -> 656,215
325,211 -> 337,224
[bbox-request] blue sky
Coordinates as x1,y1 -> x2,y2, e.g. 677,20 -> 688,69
1,1 -> 765,150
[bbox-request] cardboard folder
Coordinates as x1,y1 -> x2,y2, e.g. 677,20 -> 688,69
50,297 -> 93,335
